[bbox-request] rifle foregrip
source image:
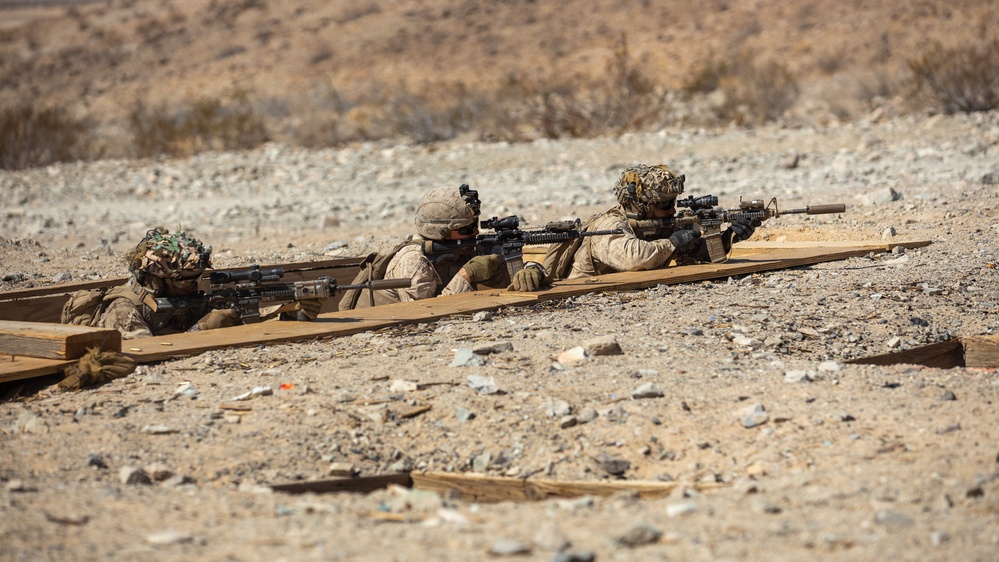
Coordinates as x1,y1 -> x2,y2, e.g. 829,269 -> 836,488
806,204 -> 846,215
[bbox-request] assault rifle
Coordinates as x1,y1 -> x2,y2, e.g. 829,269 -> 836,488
423,216 -> 622,277
147,265 -> 411,332
629,196 -> 846,263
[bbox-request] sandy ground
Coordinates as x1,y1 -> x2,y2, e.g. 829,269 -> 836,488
2,113 -> 999,561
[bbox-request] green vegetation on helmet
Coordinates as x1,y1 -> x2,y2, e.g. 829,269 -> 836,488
126,227 -> 212,286
615,164 -> 685,217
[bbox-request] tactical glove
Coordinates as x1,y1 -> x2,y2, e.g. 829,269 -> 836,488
462,254 -> 504,285
508,265 -> 545,292
725,216 -> 761,243
193,308 -> 239,332
293,298 -> 325,321
58,348 -> 137,391
668,228 -> 701,255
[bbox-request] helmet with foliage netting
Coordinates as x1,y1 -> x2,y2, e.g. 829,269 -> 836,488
125,227 -> 212,291
614,164 -> 685,216
414,184 -> 481,240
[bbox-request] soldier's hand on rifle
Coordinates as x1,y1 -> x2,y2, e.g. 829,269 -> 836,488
193,308 -> 239,331
668,228 -> 701,255
508,264 -> 546,292
294,298 -> 324,321
461,254 -> 504,285
725,216 -> 761,243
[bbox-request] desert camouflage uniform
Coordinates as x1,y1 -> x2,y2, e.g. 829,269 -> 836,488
566,207 -> 681,278
380,243 -> 476,302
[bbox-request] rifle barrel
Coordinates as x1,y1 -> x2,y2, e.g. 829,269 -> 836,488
784,204 -> 846,215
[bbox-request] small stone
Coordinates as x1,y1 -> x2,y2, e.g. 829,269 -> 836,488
557,347 -> 590,365
732,335 -> 762,348
85,453 -> 107,469
666,501 -> 698,517
321,239 -> 347,252
553,551 -> 596,562
120,466 -> 152,485
982,172 -> 999,185
467,375 -> 499,395
472,452 -> 491,473
631,382 -> 664,399
145,530 -> 195,545
740,404 -> 769,428
141,425 -> 179,435
596,455 -> 630,476
489,538 -> 531,556
389,379 -> 419,393
144,463 -> 173,482
451,348 -> 486,367
328,462 -> 356,477
560,415 -> 578,429
614,523 -> 662,546
577,407 -> 598,424
52,271 -> 73,283
817,361 -> 842,373
930,531 -> 950,546
940,390 -> 957,401
472,342 -> 514,355
886,336 -> 902,349
684,327 -> 704,336
784,370 -> 813,383
456,407 -> 476,422
881,226 -> 897,240
5,479 -> 26,492
542,398 -> 572,417
471,311 -> 493,322
583,335 -> 622,356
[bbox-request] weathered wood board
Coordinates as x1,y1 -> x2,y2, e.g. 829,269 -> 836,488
847,335 -> 999,369
0,241 -> 931,383
0,321 -> 121,360
270,471 -> 722,502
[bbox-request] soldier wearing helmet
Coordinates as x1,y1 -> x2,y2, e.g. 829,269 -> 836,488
339,184 -> 545,310
66,227 -> 323,338
543,164 -> 758,279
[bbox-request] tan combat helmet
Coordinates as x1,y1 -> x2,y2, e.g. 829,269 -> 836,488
125,227 -> 212,295
414,184 -> 481,240
614,164 -> 685,217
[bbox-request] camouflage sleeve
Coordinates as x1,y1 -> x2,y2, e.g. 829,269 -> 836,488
99,298 -> 153,339
578,212 -> 675,275
383,245 -> 441,301
440,269 -> 475,296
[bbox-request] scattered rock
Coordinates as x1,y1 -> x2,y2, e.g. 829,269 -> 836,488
666,502 -> 698,517
120,466 -> 152,485
740,404 -> 769,428
145,530 -> 195,545
631,382 -> 664,399
467,375 -> 499,395
489,538 -> 531,556
451,348 -> 486,367
557,347 -> 590,365
472,341 -> 514,355
614,522 -> 662,546
456,407 -> 476,422
583,335 -> 622,356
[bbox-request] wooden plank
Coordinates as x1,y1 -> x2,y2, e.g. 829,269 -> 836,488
271,473 -> 413,495
962,336 -> 999,369
0,257 -> 366,323
410,472 -> 701,502
0,355 -> 74,384
845,336 -> 999,369
846,339 -> 965,369
0,321 -> 121,360
0,241 -> 933,382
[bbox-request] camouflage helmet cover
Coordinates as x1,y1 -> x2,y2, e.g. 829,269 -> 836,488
414,184 -> 481,240
614,164 -> 685,214
126,227 -> 212,285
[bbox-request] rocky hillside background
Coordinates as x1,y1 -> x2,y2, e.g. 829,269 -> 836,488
1,0 -> 997,167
